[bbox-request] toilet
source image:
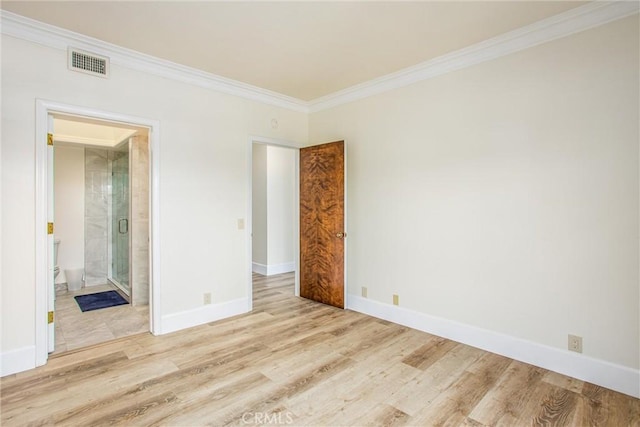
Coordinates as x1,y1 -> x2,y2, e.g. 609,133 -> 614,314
54,239 -> 61,280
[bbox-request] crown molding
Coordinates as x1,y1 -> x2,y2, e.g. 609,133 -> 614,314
0,10 -> 309,113
2,2 -> 637,115
308,1 -> 640,113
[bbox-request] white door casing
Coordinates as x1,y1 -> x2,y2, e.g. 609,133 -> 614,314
35,99 -> 161,366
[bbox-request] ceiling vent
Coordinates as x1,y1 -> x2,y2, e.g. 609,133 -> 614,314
67,48 -> 109,78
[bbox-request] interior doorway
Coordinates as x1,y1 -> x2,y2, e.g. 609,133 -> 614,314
51,114 -> 150,353
247,137 -> 300,310
35,100 -> 161,367
247,137 -> 348,312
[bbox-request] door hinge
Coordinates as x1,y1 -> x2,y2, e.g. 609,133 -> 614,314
48,311 -> 54,324
48,222 -> 54,234
47,133 -> 54,146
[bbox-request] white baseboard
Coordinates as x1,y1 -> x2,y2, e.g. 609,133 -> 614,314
160,297 -> 249,335
347,295 -> 639,398
1,346 -> 36,377
252,262 -> 268,275
252,262 -> 295,276
266,262 -> 295,275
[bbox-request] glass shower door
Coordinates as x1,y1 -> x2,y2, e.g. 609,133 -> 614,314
111,149 -> 130,294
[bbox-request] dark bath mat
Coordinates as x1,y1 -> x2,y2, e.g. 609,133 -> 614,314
74,290 -> 128,312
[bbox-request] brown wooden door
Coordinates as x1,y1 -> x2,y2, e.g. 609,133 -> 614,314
300,141 -> 345,308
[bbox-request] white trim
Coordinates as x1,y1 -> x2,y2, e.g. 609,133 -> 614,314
342,141 -> 348,309
252,262 -> 268,276
34,104 -> 48,367
246,138 -> 255,312
293,149 -> 300,298
268,262 -> 295,275
46,114 -> 55,353
347,295 -> 640,399
307,1 -> 640,112
1,346 -> 36,377
252,262 -> 295,276
2,2 -> 637,114
0,11 -> 307,113
161,298 -> 249,335
35,100 -> 162,370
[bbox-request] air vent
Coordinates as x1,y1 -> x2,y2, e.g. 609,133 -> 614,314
67,48 -> 109,78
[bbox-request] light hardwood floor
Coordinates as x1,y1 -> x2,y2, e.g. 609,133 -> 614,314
1,272 -> 638,426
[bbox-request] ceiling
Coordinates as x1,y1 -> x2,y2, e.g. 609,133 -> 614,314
1,1 -> 586,101
53,114 -> 147,148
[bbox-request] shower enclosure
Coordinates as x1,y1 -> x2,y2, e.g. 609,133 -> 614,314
109,147 -> 130,296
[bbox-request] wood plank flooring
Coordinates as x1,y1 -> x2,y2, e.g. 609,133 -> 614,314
1,272 -> 638,426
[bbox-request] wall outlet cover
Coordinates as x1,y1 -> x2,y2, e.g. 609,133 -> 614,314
568,334 -> 583,353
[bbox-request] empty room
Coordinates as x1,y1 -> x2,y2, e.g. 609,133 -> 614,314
1,1 -> 638,426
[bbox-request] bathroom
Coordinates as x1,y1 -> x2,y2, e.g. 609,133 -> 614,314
52,115 -> 151,353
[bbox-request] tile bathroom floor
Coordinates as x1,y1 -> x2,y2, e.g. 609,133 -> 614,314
54,284 -> 149,353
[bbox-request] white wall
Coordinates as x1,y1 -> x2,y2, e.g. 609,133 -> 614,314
53,145 -> 85,283
266,146 -> 295,268
1,34 -> 308,363
310,16 -> 639,372
252,144 -> 268,266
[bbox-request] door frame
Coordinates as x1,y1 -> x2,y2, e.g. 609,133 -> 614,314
246,136 -> 301,311
246,137 -> 348,311
34,99 -> 161,367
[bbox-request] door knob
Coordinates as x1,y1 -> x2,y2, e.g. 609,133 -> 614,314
336,232 -> 347,238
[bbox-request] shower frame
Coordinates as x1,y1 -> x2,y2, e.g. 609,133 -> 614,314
107,140 -> 132,298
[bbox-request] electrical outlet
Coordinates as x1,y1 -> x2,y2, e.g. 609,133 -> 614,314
393,294 -> 399,306
361,287 -> 367,298
568,334 -> 582,353
204,293 -> 212,305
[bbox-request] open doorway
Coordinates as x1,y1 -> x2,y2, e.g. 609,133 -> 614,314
35,100 -> 161,367
248,138 -> 300,309
51,114 -> 150,353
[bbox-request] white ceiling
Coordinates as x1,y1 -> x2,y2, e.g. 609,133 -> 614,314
53,114 -> 146,148
2,1 -> 586,101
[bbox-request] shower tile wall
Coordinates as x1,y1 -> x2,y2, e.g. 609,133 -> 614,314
84,148 -> 109,286
131,135 -> 150,306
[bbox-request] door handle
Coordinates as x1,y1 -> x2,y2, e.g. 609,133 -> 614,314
336,232 -> 347,239
119,218 -> 128,234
